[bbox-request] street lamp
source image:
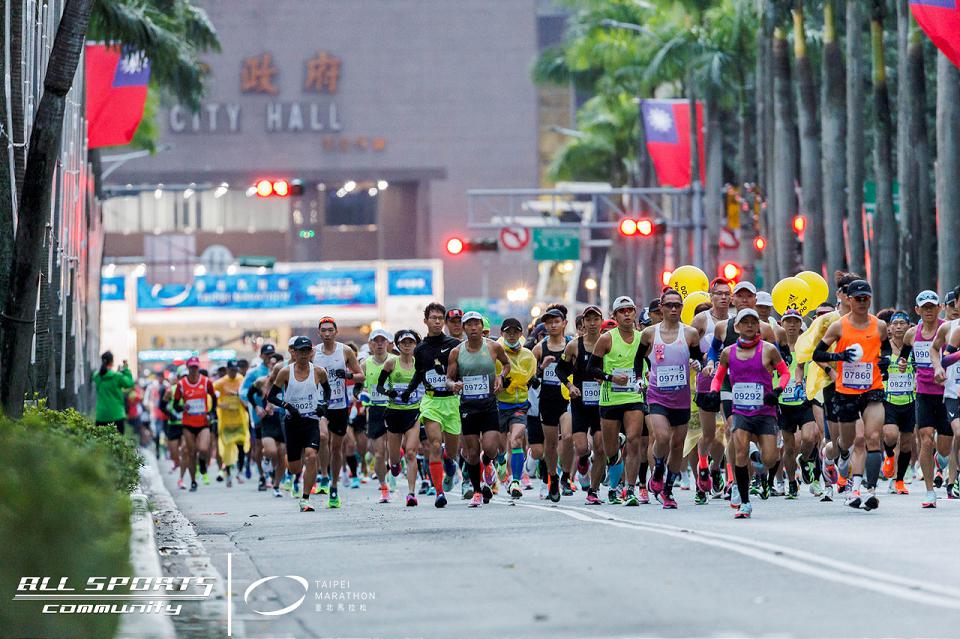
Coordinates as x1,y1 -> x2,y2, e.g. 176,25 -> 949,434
507,287 -> 530,303
584,277 -> 598,291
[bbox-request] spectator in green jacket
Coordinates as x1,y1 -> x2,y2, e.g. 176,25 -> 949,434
93,351 -> 135,435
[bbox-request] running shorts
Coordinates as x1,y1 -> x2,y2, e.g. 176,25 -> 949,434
599,402 -> 645,422
539,398 -> 569,427
324,408 -> 350,437
526,414 -> 544,446
731,414 -> 778,437
352,411 -> 367,433
647,404 -> 691,428
284,415 -> 320,462
260,415 -> 285,443
419,394 -> 462,435
695,391 -> 721,413
570,398 -> 601,435
461,403 -> 500,436
831,389 -> 884,423
366,405 -> 387,439
778,403 -> 814,434
182,424 -> 209,436
163,422 -> 183,441
498,405 -> 528,433
883,401 -> 915,434
385,408 -> 419,435
822,383 -> 840,423
916,393 -> 951,436
946,398 -> 960,424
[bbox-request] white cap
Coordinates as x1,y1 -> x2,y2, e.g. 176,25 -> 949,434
369,328 -> 392,341
756,291 -> 773,307
733,281 -> 757,295
612,296 -> 636,312
916,290 -> 940,307
462,311 -> 484,323
288,335 -> 302,347
735,308 -> 760,324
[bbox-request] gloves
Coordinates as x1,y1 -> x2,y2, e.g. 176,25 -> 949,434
763,388 -> 783,406
399,389 -> 412,404
698,391 -> 721,412
835,349 -> 857,363
283,403 -> 301,420
333,369 -> 348,379
878,356 -> 891,371
528,377 -> 541,390
207,411 -> 218,426
385,389 -> 399,400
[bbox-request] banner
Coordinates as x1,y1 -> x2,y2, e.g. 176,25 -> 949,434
137,270 -> 377,310
640,99 -> 705,188
387,269 -> 434,296
100,276 -> 126,301
911,1 -> 960,69
85,44 -> 151,148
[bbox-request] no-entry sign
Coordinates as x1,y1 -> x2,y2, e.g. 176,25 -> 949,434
499,226 -> 530,251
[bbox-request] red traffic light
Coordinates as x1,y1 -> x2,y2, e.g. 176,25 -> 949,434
445,237 -> 465,256
721,261 -> 743,283
254,178 -> 303,198
661,269 -> 673,287
637,218 -> 654,237
753,236 -> 767,252
792,215 -> 806,235
619,218 -> 638,237
273,179 -> 290,197
256,179 -> 274,197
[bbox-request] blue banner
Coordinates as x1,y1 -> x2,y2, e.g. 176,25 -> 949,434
388,268 -> 434,296
136,269 -> 377,310
101,276 -> 126,301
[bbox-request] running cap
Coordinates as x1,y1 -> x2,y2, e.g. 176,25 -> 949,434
541,308 -> 565,321
945,290 -> 957,306
500,317 -> 523,332
846,280 -> 873,298
733,281 -> 757,295
462,311 -> 484,324
291,336 -> 313,351
288,335 -> 301,348
176,365 -> 188,378
735,308 -> 760,324
395,330 -> 418,343
915,290 -> 939,307
260,343 -> 276,355
369,328 -> 392,341
582,305 -> 603,318
186,356 -> 200,367
318,316 -> 337,328
781,308 -> 803,320
445,308 -> 464,320
647,299 -> 662,313
756,291 -> 774,307
612,296 -> 636,312
639,309 -> 652,325
226,359 -> 239,369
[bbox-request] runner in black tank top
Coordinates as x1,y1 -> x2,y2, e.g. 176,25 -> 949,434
532,308 -> 571,502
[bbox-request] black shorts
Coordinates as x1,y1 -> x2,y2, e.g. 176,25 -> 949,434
946,398 -> 960,424
461,402 -> 500,436
695,391 -> 721,413
324,408 -> 349,437
526,415 -> 544,446
570,398 -> 601,435
823,383 -> 840,423
254,425 -> 263,440
261,416 -> 285,443
365,405 -> 387,439
386,408 -> 419,435
916,393 -> 951,436
352,411 -> 367,433
418,422 -> 428,442
779,403 -> 815,434
284,416 -> 320,462
721,399 -> 733,420
163,422 -> 183,440
182,424 -> 209,436
884,401 -> 915,434
732,413 -> 779,437
539,394 -> 569,426
498,405 -> 528,433
647,404 -> 691,428
600,402 -> 645,422
831,389 -> 885,423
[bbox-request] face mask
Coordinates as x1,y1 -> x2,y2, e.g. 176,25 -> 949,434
505,339 -> 521,350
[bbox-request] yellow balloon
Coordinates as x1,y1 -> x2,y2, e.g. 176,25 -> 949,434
796,270 -> 829,308
772,277 -> 813,316
681,291 -> 711,324
668,265 -> 709,300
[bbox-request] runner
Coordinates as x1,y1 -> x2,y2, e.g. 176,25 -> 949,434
532,307 -> 572,502
404,303 -> 463,508
589,296 -> 645,505
495,318 -> 538,500
241,343 -> 277,491
814,280 -> 890,511
267,336 -> 330,512
161,366 -> 188,488
707,308 -> 791,519
445,308 -> 465,341
313,316 -> 365,508
935,291 -> 960,499
880,310 -> 915,495
247,353 -> 288,497
445,312 -> 511,507
172,356 -> 218,492
642,289 -> 704,509
213,359 -> 250,488
379,330 -> 425,506
777,309 -> 819,500
360,328 -> 395,503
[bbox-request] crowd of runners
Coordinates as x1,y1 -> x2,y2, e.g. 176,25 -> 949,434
117,271 -> 960,519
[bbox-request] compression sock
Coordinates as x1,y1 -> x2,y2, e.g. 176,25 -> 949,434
767,462 -> 780,488
896,450 -> 911,481
698,453 -> 709,470
442,452 -> 457,478
664,471 -> 680,496
538,459 -> 548,480
852,474 -> 863,492
510,448 -> 525,482
638,461 -> 649,487
429,461 -> 445,494
198,457 -> 207,475
883,443 -> 896,458
652,456 -> 666,482
560,471 -> 571,488
734,464 -> 751,504
865,450 -> 882,490
346,453 -> 359,478
466,461 -> 482,491
496,452 -> 506,466
607,457 -> 624,489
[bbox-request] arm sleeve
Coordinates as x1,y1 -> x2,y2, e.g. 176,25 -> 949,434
881,340 -> 892,358
812,340 -> 838,363
942,345 -> 960,368
898,343 -> 912,362
779,342 -> 792,365
586,354 -> 608,381
710,363 -> 728,392
320,380 -> 331,405
689,344 -> 705,364
377,368 -> 391,395
707,337 -> 723,365
776,360 -> 791,390
246,384 -> 260,406
266,384 -> 286,409
554,355 -> 573,382
634,341 -> 649,374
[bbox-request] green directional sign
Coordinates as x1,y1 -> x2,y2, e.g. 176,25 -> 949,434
532,228 -> 580,261
237,255 -> 276,268
863,181 -> 900,220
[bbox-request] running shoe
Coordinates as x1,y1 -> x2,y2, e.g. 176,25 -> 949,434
948,482 -> 959,500
386,472 -> 397,492
216,471 -> 225,483
510,480 -> 523,500
881,455 -> 895,480
274,488 -> 282,498
578,473 -> 591,491
177,478 -> 185,490
351,476 -> 361,489
710,469 -> 725,498
360,475 -> 370,485
483,464 -> 497,488
434,492 -> 447,508
638,487 -> 650,504
462,482 -> 475,500
442,474 -> 455,493
823,461 -> 839,485
694,490 -> 708,505
808,479 -> 823,497
934,470 -> 944,489
419,480 -> 430,495
427,486 -> 436,496
481,483 -> 493,504
561,481 -> 574,497
845,490 -> 862,509
280,474 -> 293,493
770,483 -> 784,498
734,502 -> 752,519
379,485 -> 390,503
785,483 -> 799,500
521,474 -> 533,490
696,468 -> 712,494
236,475 -> 244,485
299,499 -> 315,512
226,476 -> 233,488
328,492 -> 341,509
648,473 -> 666,497
317,476 -> 330,494
679,473 -> 690,491
623,490 -> 639,507
836,475 -> 848,492
800,460 -> 815,485
547,478 -> 560,503
311,483 -> 320,495
585,490 -> 602,505
607,489 -> 622,505
257,477 -> 267,492
406,493 -> 418,507
538,482 -> 548,500
862,492 -> 879,511
730,485 -> 741,508
894,480 -> 909,495
496,461 -> 509,483
921,490 -> 937,508
201,473 -> 210,486
661,494 -> 678,509
468,492 -> 483,508
820,484 -> 834,502
838,455 -> 851,480
245,466 -> 252,480
190,482 -> 198,492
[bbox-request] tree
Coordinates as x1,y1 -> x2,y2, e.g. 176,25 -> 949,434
870,0 -> 897,308
772,26 -> 798,282
937,52 -> 960,292
821,0 -> 847,292
896,0 -> 919,306
845,0 -> 867,276
911,27 -> 936,290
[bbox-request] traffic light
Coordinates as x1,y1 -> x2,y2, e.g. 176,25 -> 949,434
446,237 -> 465,256
661,269 -> 673,287
618,217 -> 665,237
254,178 -> 304,198
619,218 -> 638,237
444,236 -> 498,256
720,261 -> 743,283
792,215 -> 806,235
753,236 -> 767,252
637,218 -> 655,237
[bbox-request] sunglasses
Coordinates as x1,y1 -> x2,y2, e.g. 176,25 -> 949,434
662,302 -> 682,309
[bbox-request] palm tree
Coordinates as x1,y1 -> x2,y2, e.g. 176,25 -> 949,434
821,0 -> 847,292
845,0 -> 867,276
772,24 -> 798,282
937,52 -> 960,292
896,0 -> 919,306
911,26 -> 936,289
870,0 -> 897,308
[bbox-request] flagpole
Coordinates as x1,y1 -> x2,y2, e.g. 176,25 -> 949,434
688,80 -> 705,271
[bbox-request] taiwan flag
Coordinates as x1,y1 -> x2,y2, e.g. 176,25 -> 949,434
640,99 -> 705,188
85,44 -> 150,149
911,0 -> 960,69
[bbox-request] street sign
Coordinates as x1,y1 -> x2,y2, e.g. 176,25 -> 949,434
499,226 -> 530,251
458,297 -> 508,327
532,228 -> 580,261
719,227 -> 739,249
863,181 -> 900,220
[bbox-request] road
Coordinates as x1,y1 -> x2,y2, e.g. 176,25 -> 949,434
151,461 -> 960,639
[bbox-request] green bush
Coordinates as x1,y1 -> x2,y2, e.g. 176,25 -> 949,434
0,419 -> 132,638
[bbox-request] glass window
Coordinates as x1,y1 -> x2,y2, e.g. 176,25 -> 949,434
325,190 -> 378,226
102,188 -> 290,233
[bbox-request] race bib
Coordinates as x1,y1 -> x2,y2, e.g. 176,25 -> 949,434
887,372 -> 914,395
732,382 -> 763,410
369,387 -> 389,405
462,375 -> 490,400
326,372 -> 346,406
842,362 -> 873,390
913,342 -> 933,368
582,381 -> 601,406
781,379 -> 805,403
610,368 -> 637,393
185,398 -> 206,415
654,365 -> 687,391
290,396 -> 316,414
425,370 -> 447,391
542,363 -> 560,386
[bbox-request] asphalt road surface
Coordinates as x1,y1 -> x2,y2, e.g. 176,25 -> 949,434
154,463 -> 960,639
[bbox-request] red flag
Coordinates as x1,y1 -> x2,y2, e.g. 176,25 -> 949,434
640,99 -> 706,188
85,44 -> 150,149
910,0 -> 960,69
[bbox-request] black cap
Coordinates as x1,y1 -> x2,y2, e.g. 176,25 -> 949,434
541,308 -> 565,321
500,317 -> 523,332
648,299 -> 662,313
847,280 -> 873,298
226,359 -> 239,369
945,290 -> 957,306
291,336 -> 313,350
445,308 -> 463,320
260,343 -> 276,355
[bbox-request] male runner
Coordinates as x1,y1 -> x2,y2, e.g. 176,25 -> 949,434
213,359 -> 250,488
379,330 -> 425,506
934,292 -> 960,499
445,308 -> 465,341
247,354 -> 288,497
161,366 -> 187,488
361,328 -> 395,503
172,356 -> 217,492
313,317 -> 365,508
532,307 -> 572,502
881,310 -> 915,495
496,318 -> 538,500
241,343 -> 275,490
